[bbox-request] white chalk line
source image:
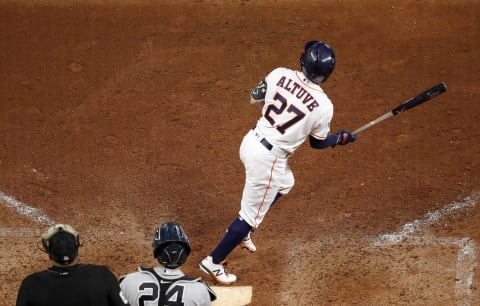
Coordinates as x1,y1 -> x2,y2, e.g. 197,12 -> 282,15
0,191 -> 54,225
0,227 -> 41,237
375,192 -> 479,245
455,238 -> 476,306
373,191 -> 479,305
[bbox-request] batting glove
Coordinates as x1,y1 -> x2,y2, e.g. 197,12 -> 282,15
336,130 -> 357,145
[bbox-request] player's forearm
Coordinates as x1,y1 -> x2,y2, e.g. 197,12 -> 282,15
309,134 -> 339,149
310,131 -> 357,149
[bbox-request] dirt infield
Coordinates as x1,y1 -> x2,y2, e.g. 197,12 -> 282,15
1,1 -> 479,305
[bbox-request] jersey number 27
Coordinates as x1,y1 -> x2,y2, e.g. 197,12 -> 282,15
265,93 -> 305,134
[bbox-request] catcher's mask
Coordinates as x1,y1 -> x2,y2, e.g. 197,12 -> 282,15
299,40 -> 336,84
152,222 -> 191,269
38,223 -> 82,265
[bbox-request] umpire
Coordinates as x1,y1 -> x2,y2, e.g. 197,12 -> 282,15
16,223 -> 129,306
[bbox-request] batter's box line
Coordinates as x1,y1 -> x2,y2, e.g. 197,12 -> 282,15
374,191 -> 479,246
372,192 -> 479,306
0,190 -> 54,225
373,235 -> 477,306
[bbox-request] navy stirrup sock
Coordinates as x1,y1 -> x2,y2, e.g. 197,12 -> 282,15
211,217 -> 252,264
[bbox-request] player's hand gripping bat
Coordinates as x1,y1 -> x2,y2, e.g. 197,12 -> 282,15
352,82 -> 447,135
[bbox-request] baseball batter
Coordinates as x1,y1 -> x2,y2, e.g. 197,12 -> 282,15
200,40 -> 357,285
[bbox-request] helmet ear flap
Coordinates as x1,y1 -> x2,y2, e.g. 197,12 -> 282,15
300,52 -> 306,70
300,41 -> 318,69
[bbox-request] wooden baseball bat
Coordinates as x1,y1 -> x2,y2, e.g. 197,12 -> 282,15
352,82 -> 447,135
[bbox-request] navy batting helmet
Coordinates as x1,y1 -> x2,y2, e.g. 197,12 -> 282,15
152,222 -> 191,269
300,40 -> 336,84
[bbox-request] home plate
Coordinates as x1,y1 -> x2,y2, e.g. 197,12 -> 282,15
211,286 -> 252,306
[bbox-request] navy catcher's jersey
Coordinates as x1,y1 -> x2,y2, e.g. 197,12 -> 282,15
120,267 -> 216,306
16,264 -> 129,306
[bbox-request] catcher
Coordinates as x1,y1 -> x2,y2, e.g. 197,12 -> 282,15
120,222 -> 216,305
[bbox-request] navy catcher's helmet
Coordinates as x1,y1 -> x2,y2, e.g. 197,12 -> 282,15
152,222 -> 191,269
300,40 -> 336,84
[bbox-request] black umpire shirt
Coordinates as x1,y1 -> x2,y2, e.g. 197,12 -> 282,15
16,264 -> 129,306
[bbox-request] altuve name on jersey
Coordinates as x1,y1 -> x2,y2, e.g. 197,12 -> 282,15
276,76 -> 319,112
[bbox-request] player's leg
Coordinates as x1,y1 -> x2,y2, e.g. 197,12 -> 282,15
211,216 -> 252,262
199,216 -> 250,285
271,162 -> 294,206
199,132 -> 258,284
242,160 -> 294,251
238,131 -> 286,227
238,133 -> 289,252
200,130 -> 285,284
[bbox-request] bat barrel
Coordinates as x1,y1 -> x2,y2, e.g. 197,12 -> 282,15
392,82 -> 447,115
352,82 -> 447,135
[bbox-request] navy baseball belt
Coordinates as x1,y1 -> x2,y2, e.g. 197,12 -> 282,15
252,127 -> 291,158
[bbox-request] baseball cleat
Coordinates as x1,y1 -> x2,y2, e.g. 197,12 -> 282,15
239,232 -> 256,252
199,256 -> 237,285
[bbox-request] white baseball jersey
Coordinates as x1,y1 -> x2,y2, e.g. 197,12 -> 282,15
119,267 -> 215,306
239,67 -> 334,228
252,67 -> 333,154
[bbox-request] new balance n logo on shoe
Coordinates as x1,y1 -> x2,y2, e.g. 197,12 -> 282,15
199,256 -> 237,285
